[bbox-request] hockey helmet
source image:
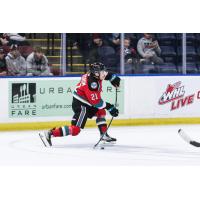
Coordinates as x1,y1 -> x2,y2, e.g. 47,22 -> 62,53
89,62 -> 106,75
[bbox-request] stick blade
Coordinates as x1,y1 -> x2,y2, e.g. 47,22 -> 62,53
178,129 -> 191,143
178,129 -> 200,147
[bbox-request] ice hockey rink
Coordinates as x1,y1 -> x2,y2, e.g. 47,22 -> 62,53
1,124 -> 200,166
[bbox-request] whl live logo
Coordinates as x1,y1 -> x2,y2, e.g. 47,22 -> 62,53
158,81 -> 197,111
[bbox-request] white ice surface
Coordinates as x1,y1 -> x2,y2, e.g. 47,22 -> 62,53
1,125 -> 200,165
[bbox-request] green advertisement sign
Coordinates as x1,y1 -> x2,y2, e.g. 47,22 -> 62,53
9,79 -> 124,118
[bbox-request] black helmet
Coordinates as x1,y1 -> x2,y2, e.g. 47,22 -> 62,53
89,62 -> 106,74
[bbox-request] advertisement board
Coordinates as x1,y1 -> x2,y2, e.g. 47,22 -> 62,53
8,79 -> 124,118
155,76 -> 200,117
2,75 -> 200,128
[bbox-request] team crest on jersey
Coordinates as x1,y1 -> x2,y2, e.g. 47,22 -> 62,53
91,82 -> 98,89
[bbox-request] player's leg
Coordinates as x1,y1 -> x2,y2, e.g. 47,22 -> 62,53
51,105 -> 88,137
50,124 -> 81,138
95,109 -> 117,142
39,99 -> 88,146
39,121 -> 82,147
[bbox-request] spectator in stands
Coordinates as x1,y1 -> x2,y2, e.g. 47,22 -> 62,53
6,44 -> 27,76
89,34 -> 118,70
123,37 -> 138,73
0,33 -> 29,46
0,34 -> 4,46
89,34 -> 106,63
137,33 -> 164,65
26,46 -> 53,76
0,48 -> 7,76
104,33 -> 120,50
125,33 -> 137,48
69,33 -> 93,67
115,37 -> 138,73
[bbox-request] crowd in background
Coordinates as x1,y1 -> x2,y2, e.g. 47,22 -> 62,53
1,33 -> 197,76
69,33 -> 164,74
0,33 -> 52,76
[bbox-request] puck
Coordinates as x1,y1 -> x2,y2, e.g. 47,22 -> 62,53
100,147 -> 104,150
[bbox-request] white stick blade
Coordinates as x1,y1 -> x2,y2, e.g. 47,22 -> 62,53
178,129 -> 192,143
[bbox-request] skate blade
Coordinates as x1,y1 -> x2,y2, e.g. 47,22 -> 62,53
39,133 -> 51,147
100,140 -> 116,145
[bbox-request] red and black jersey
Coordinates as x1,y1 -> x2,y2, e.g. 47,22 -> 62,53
73,73 -> 107,109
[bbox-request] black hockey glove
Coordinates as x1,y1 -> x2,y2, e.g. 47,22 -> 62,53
110,74 -> 120,87
106,103 -> 119,117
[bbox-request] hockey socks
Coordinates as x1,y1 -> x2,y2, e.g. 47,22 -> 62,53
51,125 -> 81,137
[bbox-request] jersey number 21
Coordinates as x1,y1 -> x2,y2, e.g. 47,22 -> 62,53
91,93 -> 98,100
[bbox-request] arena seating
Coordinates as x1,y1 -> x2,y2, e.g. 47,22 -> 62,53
177,62 -> 199,74
140,34 -> 200,74
158,63 -> 178,74
26,33 -> 200,74
1,33 -> 197,75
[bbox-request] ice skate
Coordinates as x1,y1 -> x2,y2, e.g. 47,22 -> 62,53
39,129 -> 54,147
101,133 -> 117,143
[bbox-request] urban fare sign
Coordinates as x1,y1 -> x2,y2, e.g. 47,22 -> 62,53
10,83 -> 37,117
9,82 -> 74,117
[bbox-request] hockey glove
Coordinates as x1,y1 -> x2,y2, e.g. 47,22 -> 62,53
106,103 -> 119,117
110,74 -> 120,87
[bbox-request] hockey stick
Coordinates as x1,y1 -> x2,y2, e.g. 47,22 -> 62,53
93,87 -> 118,149
178,129 -> 200,147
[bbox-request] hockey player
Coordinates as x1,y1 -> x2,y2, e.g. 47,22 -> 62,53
39,62 -> 120,147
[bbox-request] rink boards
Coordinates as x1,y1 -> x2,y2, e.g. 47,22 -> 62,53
1,75 -> 200,130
